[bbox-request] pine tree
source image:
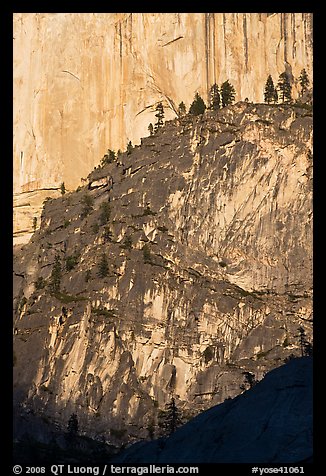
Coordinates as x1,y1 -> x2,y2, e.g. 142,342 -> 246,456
35,276 -> 46,290
65,252 -> 79,271
154,102 -> 164,132
99,202 -> 111,225
189,93 -> 206,116
98,252 -> 109,278
209,83 -> 221,110
49,254 -> 62,293
121,234 -> 133,250
264,75 -> 278,104
273,85 -> 278,103
177,101 -> 187,116
142,244 -> 151,263
60,182 -> 66,195
32,216 -> 37,231
101,149 -> 116,167
298,326 -> 313,357
80,193 -> 94,219
220,80 -> 236,107
158,397 -> 183,436
277,71 -> 292,103
299,68 -> 310,95
148,123 -> 154,136
67,413 -> 79,436
126,141 -> 133,155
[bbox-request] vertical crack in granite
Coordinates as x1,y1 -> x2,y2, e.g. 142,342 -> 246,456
291,12 -> 296,59
243,13 -> 248,72
204,13 -> 210,101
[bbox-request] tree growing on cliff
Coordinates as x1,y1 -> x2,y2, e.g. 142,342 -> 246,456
177,101 -> 187,116
189,93 -> 206,115
101,149 -> 116,167
264,75 -> 278,104
220,80 -> 236,107
209,83 -> 221,110
35,276 -> 46,290
154,102 -> 165,132
120,234 -> 133,250
99,201 -> 111,225
60,182 -> 66,195
143,244 -> 152,263
98,252 -> 109,278
80,193 -> 94,219
32,216 -> 37,232
148,123 -> 154,136
277,72 -> 292,103
49,254 -> 62,293
297,326 -> 313,357
67,413 -> 79,436
126,141 -> 133,155
299,68 -> 310,95
158,397 -> 183,436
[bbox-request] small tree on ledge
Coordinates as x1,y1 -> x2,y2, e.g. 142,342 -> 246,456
98,252 -> 109,278
264,75 -> 278,104
189,93 -> 206,116
277,71 -> 292,103
298,326 -> 313,357
158,397 -> 183,436
209,83 -> 221,110
148,123 -> 154,136
177,101 -> 187,117
49,254 -> 62,293
154,102 -> 165,132
298,68 -> 310,96
101,149 -> 116,167
126,141 -> 133,155
220,80 -> 236,107
67,413 -> 79,436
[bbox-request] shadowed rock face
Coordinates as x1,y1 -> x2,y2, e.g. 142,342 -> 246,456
13,13 -> 313,243
13,102 -> 312,448
114,357 -> 313,463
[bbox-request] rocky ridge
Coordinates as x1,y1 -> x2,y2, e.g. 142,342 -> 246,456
13,101 -> 313,448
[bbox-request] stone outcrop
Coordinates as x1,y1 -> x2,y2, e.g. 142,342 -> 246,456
13,13 -> 313,243
13,102 -> 313,448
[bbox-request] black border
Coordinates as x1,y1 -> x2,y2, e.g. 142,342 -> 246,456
6,4 -> 320,474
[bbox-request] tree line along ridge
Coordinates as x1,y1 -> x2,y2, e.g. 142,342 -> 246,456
100,68 -> 310,171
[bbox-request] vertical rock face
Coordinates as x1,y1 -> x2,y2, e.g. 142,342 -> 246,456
13,103 -> 312,447
13,13 -> 313,243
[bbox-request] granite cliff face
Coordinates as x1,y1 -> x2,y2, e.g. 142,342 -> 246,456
13,13 -> 313,243
13,102 -> 313,448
